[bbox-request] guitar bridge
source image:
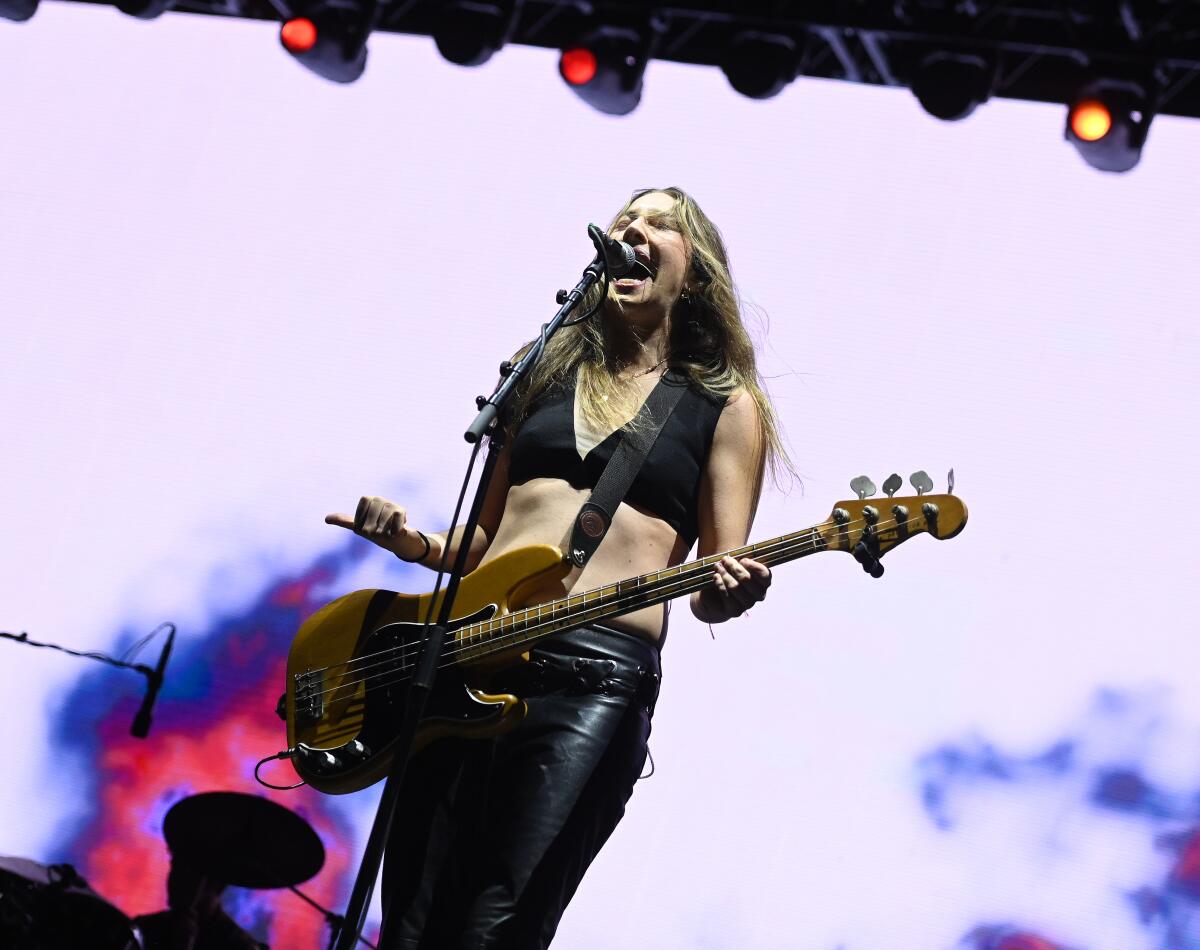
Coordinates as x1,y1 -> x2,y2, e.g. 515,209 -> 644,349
294,670 -> 324,725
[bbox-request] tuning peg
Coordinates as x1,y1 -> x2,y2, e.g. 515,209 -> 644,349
849,475 -> 876,500
947,468 -> 955,495
909,470 -> 933,496
882,473 -> 902,497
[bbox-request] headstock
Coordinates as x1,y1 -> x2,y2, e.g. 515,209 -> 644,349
818,470 -> 968,577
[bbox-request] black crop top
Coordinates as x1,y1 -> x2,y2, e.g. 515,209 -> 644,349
507,372 -> 727,547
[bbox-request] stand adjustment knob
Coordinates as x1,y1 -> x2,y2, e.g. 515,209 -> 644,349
556,289 -> 569,304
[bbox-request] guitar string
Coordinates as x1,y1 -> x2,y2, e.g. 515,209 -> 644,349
303,509 -> 916,700
302,509 -> 928,704
301,517 -> 844,692
303,505 -> 895,682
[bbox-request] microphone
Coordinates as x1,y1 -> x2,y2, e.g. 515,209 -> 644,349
588,224 -> 640,278
131,625 -> 175,738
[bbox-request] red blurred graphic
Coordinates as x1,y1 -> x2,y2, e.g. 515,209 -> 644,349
1170,828 -> 1200,898
56,551 -> 369,946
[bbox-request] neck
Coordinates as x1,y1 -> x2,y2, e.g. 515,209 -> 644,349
606,311 -> 672,375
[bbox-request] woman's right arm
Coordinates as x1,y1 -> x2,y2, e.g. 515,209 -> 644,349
326,444 -> 512,574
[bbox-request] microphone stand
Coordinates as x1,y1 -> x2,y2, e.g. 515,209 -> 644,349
332,228 -> 615,950
286,884 -> 377,950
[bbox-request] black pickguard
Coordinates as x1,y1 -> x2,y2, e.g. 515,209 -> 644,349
295,605 -> 507,788
361,606 -> 503,739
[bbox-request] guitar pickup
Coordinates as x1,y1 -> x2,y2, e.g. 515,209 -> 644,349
294,670 -> 324,725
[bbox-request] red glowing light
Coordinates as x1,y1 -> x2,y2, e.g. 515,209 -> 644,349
560,48 -> 597,86
281,17 -> 318,54
1070,100 -> 1112,142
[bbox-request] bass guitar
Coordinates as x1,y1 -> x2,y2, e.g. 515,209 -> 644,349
284,474 -> 967,794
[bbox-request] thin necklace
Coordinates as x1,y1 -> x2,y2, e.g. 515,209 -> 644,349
628,356 -> 669,379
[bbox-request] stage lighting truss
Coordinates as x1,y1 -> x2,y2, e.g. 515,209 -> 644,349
1065,78 -> 1154,173
21,0 -> 1200,171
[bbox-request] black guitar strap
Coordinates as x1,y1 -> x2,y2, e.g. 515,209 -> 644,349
567,371 -> 687,569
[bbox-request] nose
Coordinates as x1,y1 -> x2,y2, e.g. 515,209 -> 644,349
620,217 -> 650,247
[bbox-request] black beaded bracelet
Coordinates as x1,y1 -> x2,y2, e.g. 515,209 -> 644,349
398,530 -> 431,563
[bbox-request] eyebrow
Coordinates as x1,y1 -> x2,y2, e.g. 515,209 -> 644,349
616,207 -> 675,221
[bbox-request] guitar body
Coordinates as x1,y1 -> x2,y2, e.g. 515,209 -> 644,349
285,544 -> 570,795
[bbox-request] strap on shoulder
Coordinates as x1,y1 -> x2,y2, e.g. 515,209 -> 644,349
567,371 -> 687,569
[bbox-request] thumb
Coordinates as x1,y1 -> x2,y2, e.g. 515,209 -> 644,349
325,513 -> 355,529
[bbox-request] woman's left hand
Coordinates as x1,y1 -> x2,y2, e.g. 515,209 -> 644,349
708,555 -> 772,619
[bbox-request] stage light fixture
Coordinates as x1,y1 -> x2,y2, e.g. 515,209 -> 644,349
720,31 -> 799,100
1065,79 -> 1152,173
433,0 -> 520,67
559,26 -> 652,116
279,2 -> 374,84
912,52 -> 993,121
115,0 -> 172,19
0,0 -> 38,21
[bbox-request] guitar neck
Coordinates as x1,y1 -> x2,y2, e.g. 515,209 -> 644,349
455,523 -> 830,663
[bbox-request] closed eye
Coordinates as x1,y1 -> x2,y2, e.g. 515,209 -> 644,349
613,214 -> 678,232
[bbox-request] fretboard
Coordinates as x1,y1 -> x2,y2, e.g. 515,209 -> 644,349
452,522 -> 832,663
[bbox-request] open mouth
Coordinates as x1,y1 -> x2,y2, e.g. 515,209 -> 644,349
627,257 -> 654,280
616,256 -> 654,286
613,246 -> 655,290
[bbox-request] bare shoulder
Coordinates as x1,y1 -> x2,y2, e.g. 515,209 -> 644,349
712,387 -> 763,450
694,386 -> 766,556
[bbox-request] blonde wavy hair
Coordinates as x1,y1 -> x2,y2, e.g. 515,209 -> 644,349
510,186 -> 792,491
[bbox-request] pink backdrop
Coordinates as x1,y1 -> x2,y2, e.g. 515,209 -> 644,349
2,6 -> 1200,947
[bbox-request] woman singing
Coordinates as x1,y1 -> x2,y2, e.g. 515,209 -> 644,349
327,187 -> 790,949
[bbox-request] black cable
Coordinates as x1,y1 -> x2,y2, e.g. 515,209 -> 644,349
254,749 -> 306,790
419,437 -> 485,633
407,242 -> 610,633
0,628 -> 162,676
563,265 -> 609,327
121,621 -> 172,663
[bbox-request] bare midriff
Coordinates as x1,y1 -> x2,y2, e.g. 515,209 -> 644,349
477,477 -> 691,647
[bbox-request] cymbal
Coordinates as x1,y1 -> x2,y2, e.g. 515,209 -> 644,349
0,854 -> 61,884
163,792 -> 325,889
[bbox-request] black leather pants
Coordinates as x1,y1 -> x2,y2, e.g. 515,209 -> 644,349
379,624 -> 661,950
